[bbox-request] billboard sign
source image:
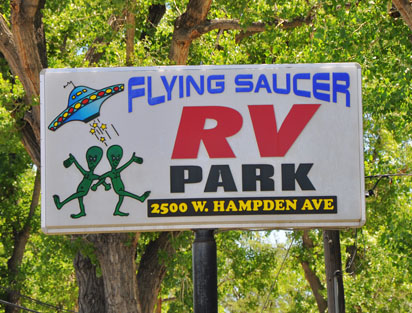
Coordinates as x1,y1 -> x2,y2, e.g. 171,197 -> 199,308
41,64 -> 365,234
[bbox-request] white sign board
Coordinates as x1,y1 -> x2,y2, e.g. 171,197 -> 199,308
41,64 -> 365,234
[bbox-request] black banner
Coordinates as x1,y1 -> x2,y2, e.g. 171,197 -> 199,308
148,196 -> 337,217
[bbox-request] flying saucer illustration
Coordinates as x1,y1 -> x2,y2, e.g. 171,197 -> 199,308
48,83 -> 124,131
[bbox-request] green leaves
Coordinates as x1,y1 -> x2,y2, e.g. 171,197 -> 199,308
2,0 -> 412,311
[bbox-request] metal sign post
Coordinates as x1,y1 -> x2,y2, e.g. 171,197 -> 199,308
192,229 -> 218,313
324,230 -> 345,313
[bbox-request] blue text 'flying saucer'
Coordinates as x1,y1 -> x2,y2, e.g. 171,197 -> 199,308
48,84 -> 124,131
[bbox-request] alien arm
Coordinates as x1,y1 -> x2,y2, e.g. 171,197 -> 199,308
91,173 -> 110,190
72,156 -> 87,175
90,173 -> 111,190
118,157 -> 135,172
118,153 -> 143,172
100,180 -> 111,190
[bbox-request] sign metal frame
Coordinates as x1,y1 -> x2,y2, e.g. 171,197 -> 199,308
41,63 -> 365,234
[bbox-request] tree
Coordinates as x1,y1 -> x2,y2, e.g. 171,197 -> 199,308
0,103 -> 38,313
1,0 -> 412,312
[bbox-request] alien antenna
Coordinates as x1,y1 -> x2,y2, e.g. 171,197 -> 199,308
64,81 -> 76,89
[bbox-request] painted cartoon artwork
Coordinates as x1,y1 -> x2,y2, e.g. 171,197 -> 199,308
48,82 -> 124,131
48,82 -> 124,145
53,145 -> 150,218
53,146 -> 110,219
50,82 -> 149,219
91,145 -> 151,216
89,119 -> 120,146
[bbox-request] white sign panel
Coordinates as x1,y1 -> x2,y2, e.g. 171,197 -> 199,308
41,64 -> 365,234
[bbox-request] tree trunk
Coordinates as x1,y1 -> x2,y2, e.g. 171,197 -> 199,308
74,251 -> 106,313
89,233 -> 141,313
4,290 -> 20,313
137,232 -> 177,313
0,0 -> 47,167
10,0 -> 47,166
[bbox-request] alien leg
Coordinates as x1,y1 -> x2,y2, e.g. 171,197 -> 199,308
53,191 -> 87,210
71,197 -> 87,219
119,190 -> 151,202
113,196 -> 129,216
53,195 -> 62,210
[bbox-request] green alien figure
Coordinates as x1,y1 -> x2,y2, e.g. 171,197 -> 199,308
53,146 -> 111,219
92,145 -> 150,216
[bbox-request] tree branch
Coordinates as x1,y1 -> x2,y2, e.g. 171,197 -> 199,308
125,0 -> 136,66
175,15 -> 314,46
301,261 -> 327,313
20,121 -> 40,167
140,4 -> 167,40
7,170 -> 40,275
84,14 -> 125,65
0,15 -> 22,79
235,14 -> 314,42
392,0 -> 412,31
170,0 -> 314,64
300,230 -> 327,313
169,0 -> 212,64
6,170 -> 41,312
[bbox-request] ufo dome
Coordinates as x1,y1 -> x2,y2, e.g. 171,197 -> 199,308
68,86 -> 96,107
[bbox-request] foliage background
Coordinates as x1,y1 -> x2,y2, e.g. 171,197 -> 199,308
1,0 -> 412,312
